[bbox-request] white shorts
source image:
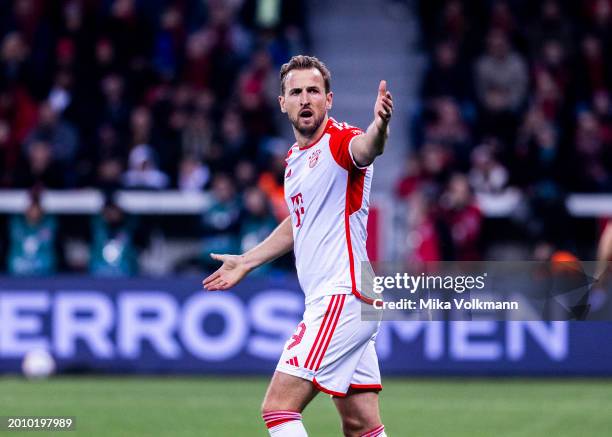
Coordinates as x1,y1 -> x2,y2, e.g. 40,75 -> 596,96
276,293 -> 382,397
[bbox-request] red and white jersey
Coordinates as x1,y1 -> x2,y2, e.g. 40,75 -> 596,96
284,117 -> 374,305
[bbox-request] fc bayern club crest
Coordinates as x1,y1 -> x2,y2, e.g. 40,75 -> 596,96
308,149 -> 321,168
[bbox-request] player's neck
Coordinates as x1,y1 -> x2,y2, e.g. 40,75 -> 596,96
294,115 -> 329,149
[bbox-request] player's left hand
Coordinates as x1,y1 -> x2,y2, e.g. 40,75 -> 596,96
374,80 -> 393,132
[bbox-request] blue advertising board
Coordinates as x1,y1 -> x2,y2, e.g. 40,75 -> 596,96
1,276 -> 611,375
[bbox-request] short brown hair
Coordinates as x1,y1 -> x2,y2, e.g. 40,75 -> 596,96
279,55 -> 331,95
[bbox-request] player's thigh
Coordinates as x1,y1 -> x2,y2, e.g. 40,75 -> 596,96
333,388 -> 381,436
261,370 -> 319,413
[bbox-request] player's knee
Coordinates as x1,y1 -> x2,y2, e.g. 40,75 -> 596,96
341,415 -> 384,437
260,397 -> 275,415
341,415 -> 367,437
260,394 -> 288,415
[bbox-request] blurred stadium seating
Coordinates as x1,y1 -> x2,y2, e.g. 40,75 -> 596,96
0,0 -> 609,273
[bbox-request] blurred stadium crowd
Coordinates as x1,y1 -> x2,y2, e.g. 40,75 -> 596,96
398,0 -> 612,263
0,0 -> 609,275
0,0 -> 307,190
0,0 -> 306,275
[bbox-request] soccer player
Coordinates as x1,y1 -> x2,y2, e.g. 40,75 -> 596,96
203,55 -> 393,437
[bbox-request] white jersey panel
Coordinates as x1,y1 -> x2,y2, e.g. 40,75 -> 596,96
284,117 -> 374,304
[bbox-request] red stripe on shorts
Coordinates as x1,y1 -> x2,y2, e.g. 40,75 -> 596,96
307,295 -> 343,370
313,294 -> 346,371
304,295 -> 337,369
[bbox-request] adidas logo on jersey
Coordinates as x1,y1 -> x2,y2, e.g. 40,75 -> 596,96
285,356 -> 299,367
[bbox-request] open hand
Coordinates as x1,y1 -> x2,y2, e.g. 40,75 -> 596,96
202,253 -> 250,291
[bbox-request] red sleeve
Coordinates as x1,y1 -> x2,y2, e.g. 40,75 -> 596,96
328,123 -> 365,171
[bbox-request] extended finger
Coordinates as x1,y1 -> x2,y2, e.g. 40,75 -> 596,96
211,280 -> 230,291
378,80 -> 387,96
206,278 -> 226,291
202,271 -> 220,286
207,277 -> 224,288
210,253 -> 225,262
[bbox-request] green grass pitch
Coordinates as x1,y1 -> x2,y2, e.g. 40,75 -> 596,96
1,377 -> 611,436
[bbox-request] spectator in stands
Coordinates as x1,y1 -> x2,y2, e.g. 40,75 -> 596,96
94,37 -> 118,77
178,155 -> 210,191
404,190 -> 441,263
185,0 -> 248,101
535,39 -> 570,98
574,110 -> 612,191
526,0 -> 574,58
258,151 -> 289,222
122,144 -> 169,190
439,173 -> 483,260
0,86 -> 38,154
238,52 -> 277,145
474,29 -> 528,112
89,196 -> 138,277
589,0 -> 612,51
25,101 -> 79,169
182,110 -> 213,162
152,5 -> 186,80
489,1 -> 517,37
238,49 -> 277,114
97,156 -> 124,192
395,155 -> 424,200
240,0 -> 309,64
468,141 -> 509,194
424,97 -> 471,168
474,84 -> 519,149
573,35 -> 609,103
219,107 -> 248,157
47,69 -> 75,118
15,139 -> 65,189
592,89 -> 612,144
420,141 -> 453,193
0,32 -> 33,91
98,74 -> 130,136
422,40 -> 472,104
0,119 -> 16,186
201,173 -> 241,268
88,123 -> 125,187
519,122 -> 563,195
532,69 -> 563,124
102,0 -> 153,75
436,0 -> 469,53
234,160 -> 258,194
129,106 -> 153,150
7,190 -> 58,276
516,106 -> 548,154
239,187 -> 278,272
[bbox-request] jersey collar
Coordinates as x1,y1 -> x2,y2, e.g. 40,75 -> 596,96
298,117 -> 333,150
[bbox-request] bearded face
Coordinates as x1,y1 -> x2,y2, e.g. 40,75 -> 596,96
279,68 -> 332,139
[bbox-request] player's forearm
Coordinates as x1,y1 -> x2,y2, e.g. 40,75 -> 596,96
351,121 -> 388,167
242,217 -> 293,271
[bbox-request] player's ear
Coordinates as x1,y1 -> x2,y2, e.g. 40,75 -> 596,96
326,91 -> 333,110
278,95 -> 286,113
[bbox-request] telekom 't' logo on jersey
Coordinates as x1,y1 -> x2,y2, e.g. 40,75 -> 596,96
291,192 -> 305,227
